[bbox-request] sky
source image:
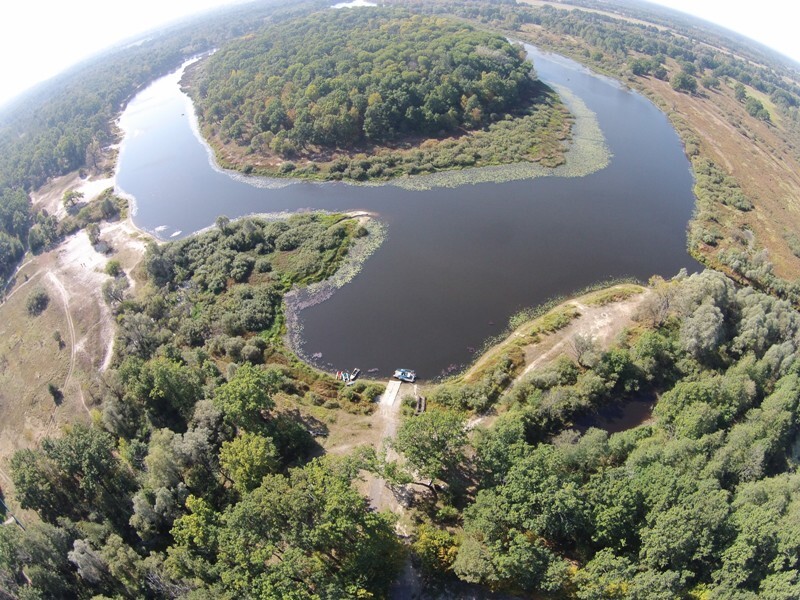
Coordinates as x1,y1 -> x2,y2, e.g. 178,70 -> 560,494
0,0 -> 798,108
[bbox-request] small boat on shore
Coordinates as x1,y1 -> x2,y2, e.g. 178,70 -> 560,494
346,368 -> 361,386
393,368 -> 416,383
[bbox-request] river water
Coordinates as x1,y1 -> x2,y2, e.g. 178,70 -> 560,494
116,45 -> 700,379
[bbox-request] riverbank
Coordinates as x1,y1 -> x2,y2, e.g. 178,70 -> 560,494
506,7 -> 800,291
456,283 -> 647,388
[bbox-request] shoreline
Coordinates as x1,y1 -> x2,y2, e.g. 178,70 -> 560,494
283,213 -> 386,373
178,56 -> 609,192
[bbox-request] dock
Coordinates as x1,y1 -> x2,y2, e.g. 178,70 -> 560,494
379,379 -> 402,408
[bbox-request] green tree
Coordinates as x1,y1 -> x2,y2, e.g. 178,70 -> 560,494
213,363 -> 278,431
671,70 -> 698,93
26,287 -> 50,316
391,409 -> 467,498
734,82 -> 747,102
219,431 -> 279,493
170,458 -> 404,598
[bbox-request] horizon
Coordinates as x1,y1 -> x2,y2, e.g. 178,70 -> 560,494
0,0 -> 797,109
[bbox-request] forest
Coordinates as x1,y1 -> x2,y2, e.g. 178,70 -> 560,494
6,245 -> 800,597
187,9 -> 574,180
0,213 -> 404,598
404,270 -> 800,597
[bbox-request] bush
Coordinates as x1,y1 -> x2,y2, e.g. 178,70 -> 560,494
255,258 -> 272,273
224,337 -> 246,361
671,71 -> 697,94
105,260 -> 123,277
26,288 -> 50,316
241,344 -> 263,364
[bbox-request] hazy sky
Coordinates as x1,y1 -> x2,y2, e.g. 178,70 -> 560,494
0,0 -> 797,108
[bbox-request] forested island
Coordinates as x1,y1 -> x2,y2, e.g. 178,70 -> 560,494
2,0 -> 800,598
185,9 -> 572,180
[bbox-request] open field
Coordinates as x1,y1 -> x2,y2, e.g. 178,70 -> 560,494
458,283 -> 647,388
0,213 -> 148,491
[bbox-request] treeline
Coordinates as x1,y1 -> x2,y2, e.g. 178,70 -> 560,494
399,0 -> 800,117
0,0 -> 324,284
404,270 -> 800,597
1,214 -> 401,598
190,9 -> 537,156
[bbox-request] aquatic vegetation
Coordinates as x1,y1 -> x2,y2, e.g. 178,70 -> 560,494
284,216 -> 386,363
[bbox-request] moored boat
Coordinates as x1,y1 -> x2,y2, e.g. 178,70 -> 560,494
393,368 -> 416,383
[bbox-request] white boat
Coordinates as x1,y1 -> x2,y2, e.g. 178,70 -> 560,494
393,368 -> 416,383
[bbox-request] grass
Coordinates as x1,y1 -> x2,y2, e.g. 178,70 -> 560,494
454,280 -> 644,385
0,269 -> 89,480
530,304 -> 579,335
582,284 -> 645,306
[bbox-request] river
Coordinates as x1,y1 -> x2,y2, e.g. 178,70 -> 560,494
115,44 -> 701,379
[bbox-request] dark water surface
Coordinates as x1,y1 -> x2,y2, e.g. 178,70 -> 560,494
116,46 -> 700,379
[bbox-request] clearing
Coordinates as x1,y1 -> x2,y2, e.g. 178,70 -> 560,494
0,185 -> 149,492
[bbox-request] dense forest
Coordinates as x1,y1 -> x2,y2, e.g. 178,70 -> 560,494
0,214 -> 403,598
192,10 -> 535,150
7,245 -> 800,597
372,271 -> 800,598
184,9 -> 577,181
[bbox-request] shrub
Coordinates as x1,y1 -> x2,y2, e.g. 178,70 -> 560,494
26,288 -> 50,316
105,259 -> 123,277
241,344 -> 263,364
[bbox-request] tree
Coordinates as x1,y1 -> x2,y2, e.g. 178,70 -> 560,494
86,222 -> 101,245
680,299 -> 725,359
219,431 -> 279,493
62,189 -> 84,210
213,363 -> 278,431
390,409 -> 467,498
629,58 -> 651,76
26,287 -> 49,316
734,82 -> 747,102
223,458 -> 403,597
671,71 -> 697,93
215,215 -> 230,234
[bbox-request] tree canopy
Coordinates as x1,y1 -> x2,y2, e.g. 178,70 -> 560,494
191,10 -> 536,153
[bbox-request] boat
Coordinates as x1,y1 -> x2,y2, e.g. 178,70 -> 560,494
393,368 -> 416,383
346,368 -> 361,386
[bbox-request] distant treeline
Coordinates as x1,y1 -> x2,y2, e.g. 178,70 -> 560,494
398,0 -> 800,113
0,0 -> 326,283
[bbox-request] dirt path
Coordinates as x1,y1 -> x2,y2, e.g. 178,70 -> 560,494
512,291 -> 650,388
47,272 -> 77,393
364,380 -> 424,599
367,380 -> 409,512
2,268 -> 44,306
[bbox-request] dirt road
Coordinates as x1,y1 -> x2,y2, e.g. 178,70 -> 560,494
513,292 -> 650,387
